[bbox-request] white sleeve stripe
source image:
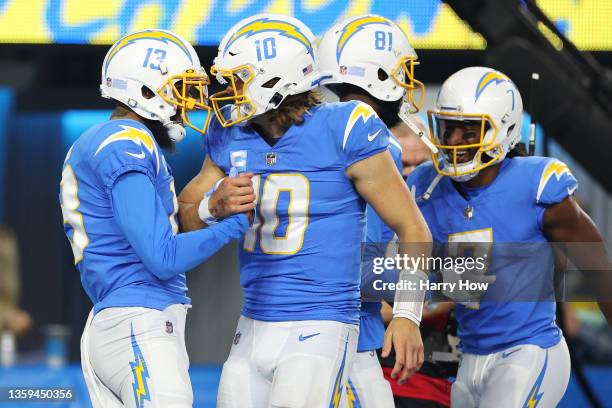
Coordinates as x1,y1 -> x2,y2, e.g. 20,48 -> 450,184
389,137 -> 402,152
535,160 -> 571,203
342,103 -> 377,151
342,128 -> 351,151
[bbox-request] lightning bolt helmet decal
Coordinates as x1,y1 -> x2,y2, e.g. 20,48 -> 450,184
223,17 -> 314,59
104,29 -> 193,77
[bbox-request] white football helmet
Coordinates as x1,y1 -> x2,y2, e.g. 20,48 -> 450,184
210,14 -> 319,127
100,29 -> 210,142
428,67 -> 523,181
318,15 -> 423,113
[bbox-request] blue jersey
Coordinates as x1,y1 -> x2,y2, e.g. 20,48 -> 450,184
60,119 -> 188,312
407,157 -> 578,354
60,119 -> 249,314
358,134 -> 403,352
206,101 -> 391,325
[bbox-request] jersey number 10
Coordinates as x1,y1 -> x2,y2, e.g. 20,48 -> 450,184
243,174 -> 310,255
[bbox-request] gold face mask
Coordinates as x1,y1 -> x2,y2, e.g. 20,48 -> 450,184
427,111 -> 502,178
390,56 -> 424,113
157,68 -> 212,134
209,64 -> 256,127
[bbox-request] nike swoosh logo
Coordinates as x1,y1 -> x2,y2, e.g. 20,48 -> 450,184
501,348 -> 521,358
126,150 -> 146,160
367,129 -> 381,142
298,333 -> 320,342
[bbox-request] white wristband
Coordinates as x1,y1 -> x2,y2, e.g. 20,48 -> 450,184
392,269 -> 427,326
198,178 -> 225,225
198,195 -> 218,225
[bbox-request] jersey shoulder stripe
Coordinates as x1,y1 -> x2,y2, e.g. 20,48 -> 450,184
93,121 -> 160,175
535,159 -> 577,204
342,102 -> 377,150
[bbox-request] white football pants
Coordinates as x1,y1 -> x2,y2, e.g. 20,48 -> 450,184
80,304 -> 192,408
340,349 -> 394,408
452,338 -> 570,408
217,316 -> 359,408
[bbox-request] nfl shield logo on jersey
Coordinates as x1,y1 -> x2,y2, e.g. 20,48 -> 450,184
265,152 -> 277,166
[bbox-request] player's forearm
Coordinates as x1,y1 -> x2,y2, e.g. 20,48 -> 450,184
545,199 -> 612,325
149,216 -> 247,279
178,201 -> 207,232
392,220 -> 431,325
395,218 -> 433,270
111,172 -> 247,280
177,155 -> 226,232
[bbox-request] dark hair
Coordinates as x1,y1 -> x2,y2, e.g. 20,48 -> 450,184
507,142 -> 528,158
262,90 -> 322,131
327,83 -> 402,128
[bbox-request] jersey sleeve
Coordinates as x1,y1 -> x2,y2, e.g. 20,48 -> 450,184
535,159 -> 578,206
340,102 -> 390,168
111,172 -> 249,280
388,135 -> 403,173
91,123 -> 160,190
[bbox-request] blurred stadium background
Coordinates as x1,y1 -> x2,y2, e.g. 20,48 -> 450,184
0,0 -> 611,407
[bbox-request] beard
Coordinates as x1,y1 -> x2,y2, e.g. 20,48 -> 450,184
144,118 -> 176,153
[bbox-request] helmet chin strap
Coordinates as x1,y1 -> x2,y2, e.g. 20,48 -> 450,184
398,103 -> 438,154
449,170 -> 480,183
164,121 -> 186,143
444,155 -> 481,182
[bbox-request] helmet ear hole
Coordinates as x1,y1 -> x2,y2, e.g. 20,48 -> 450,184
506,124 -> 515,137
141,86 -> 155,99
269,92 -> 284,107
377,68 -> 389,81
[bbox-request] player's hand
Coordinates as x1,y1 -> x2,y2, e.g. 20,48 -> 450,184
209,173 -> 256,218
381,317 -> 424,385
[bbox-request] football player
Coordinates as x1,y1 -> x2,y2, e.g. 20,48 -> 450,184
408,66 -> 612,407
59,29 -> 249,408
177,14 -> 431,408
317,15 -> 425,408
